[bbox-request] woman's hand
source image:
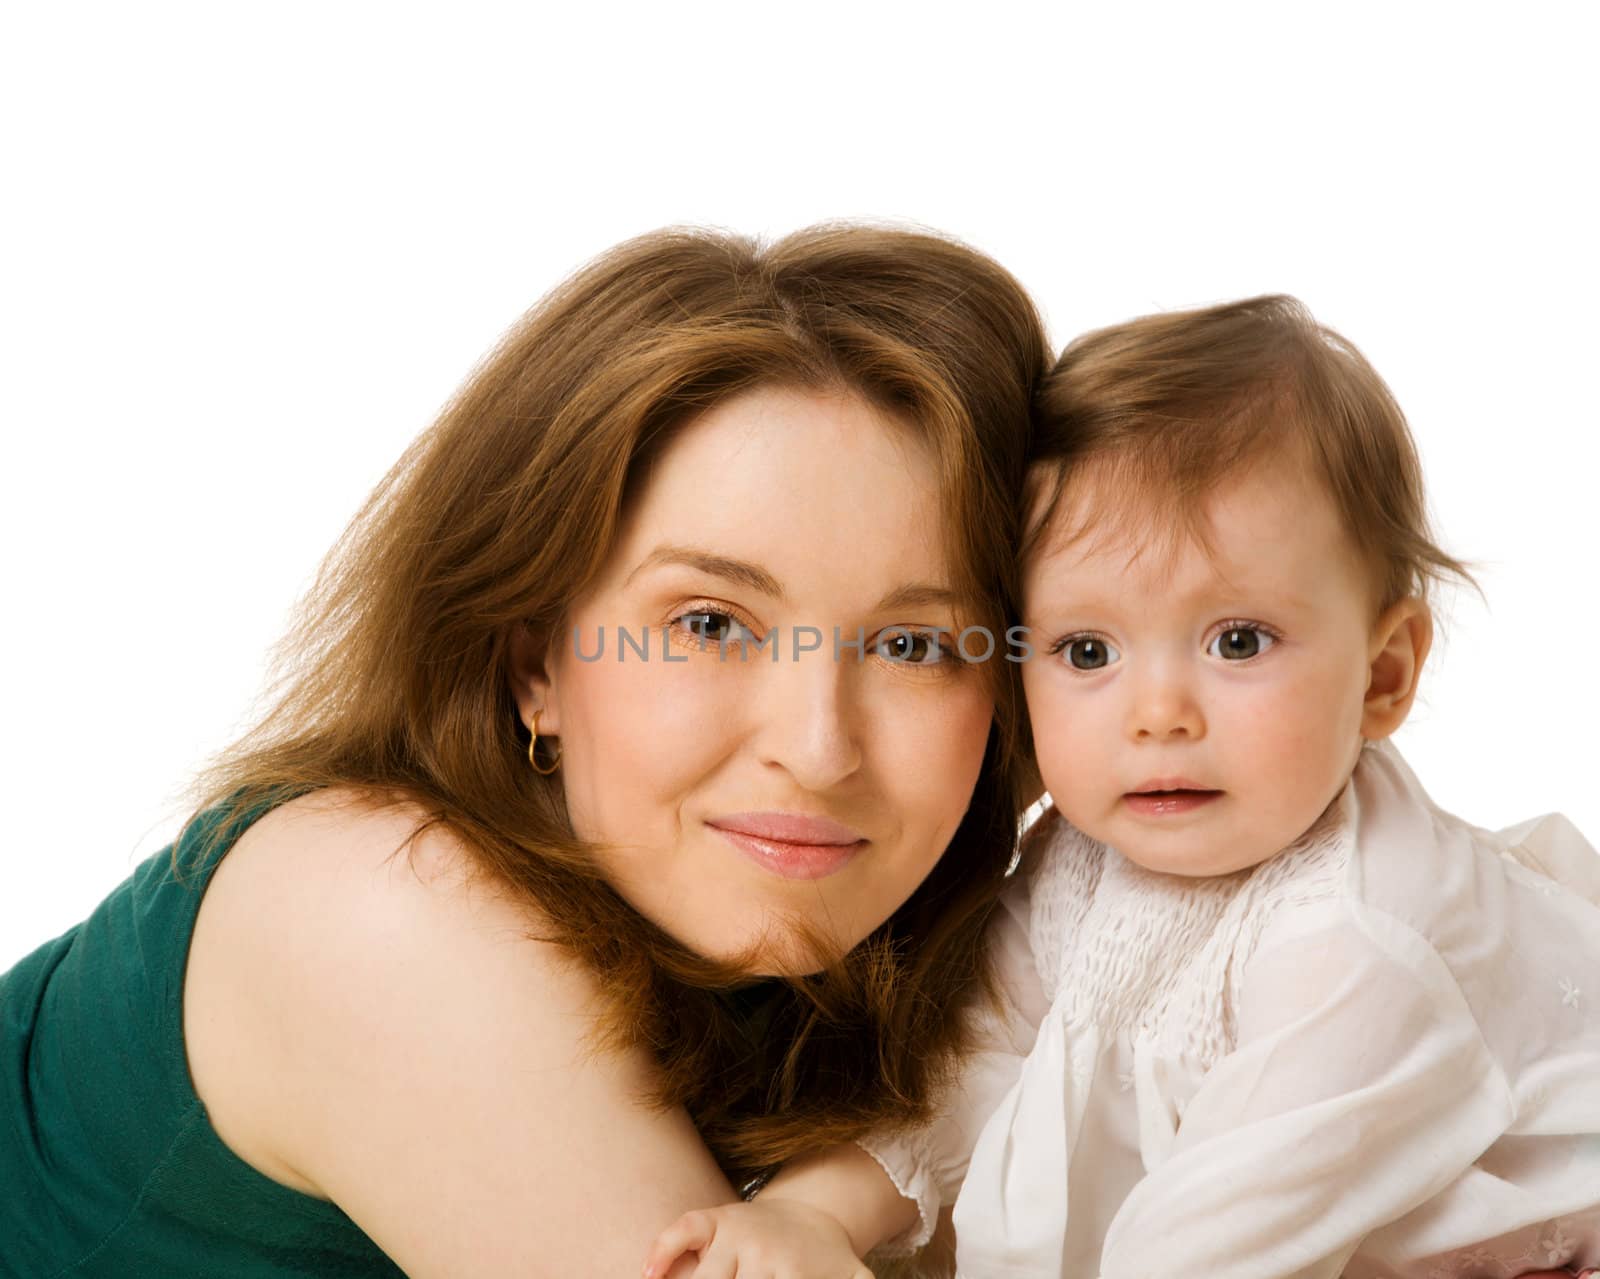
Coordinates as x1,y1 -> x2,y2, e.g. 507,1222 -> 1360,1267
643,1200 -> 874,1279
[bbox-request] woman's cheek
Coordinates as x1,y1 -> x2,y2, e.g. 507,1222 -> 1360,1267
560,646 -> 751,841
869,676 -> 994,891
853,664 -> 996,937
939,676 -> 997,787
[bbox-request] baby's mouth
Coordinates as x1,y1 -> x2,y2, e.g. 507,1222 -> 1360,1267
1122,786 -> 1225,816
1125,775 -> 1220,797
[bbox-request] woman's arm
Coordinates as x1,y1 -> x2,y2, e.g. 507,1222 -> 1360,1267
856,866 -> 1048,1253
642,858 -> 1050,1278
184,791 -> 735,1278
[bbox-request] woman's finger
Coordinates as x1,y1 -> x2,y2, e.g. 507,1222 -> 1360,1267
641,1210 -> 717,1279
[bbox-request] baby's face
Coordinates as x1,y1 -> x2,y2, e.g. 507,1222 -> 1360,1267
1021,455 -> 1378,876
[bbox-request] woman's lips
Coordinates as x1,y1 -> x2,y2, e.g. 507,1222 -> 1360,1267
707,811 -> 867,881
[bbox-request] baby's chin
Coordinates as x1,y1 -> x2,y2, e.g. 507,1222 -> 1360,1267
1070,794 -> 1304,879
1075,790 -> 1350,883
1113,842 -> 1281,879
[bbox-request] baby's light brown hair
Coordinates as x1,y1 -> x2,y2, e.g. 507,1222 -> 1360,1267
1026,294 -> 1476,617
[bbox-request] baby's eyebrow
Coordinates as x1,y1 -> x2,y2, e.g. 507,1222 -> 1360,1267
1175,576 -> 1318,614
1026,576 -> 1315,616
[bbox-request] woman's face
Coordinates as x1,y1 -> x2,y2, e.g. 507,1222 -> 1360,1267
510,385 -> 995,973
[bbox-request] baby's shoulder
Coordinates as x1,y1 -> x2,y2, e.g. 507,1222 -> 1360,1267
1020,808 -> 1107,908
1020,805 -> 1103,875
1013,808 -> 1108,990
1347,743 -> 1597,915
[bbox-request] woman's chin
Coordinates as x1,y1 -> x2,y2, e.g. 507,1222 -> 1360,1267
687,916 -> 861,981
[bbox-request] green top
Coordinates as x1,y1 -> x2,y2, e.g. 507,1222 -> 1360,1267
1,803 -> 408,1277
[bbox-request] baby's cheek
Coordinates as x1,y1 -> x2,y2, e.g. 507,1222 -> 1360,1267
1019,678 -> 1080,792
1039,708 -> 1111,807
1233,691 -> 1351,829
1043,736 -> 1120,825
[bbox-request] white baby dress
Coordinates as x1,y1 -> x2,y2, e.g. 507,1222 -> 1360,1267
863,741 -> 1600,1278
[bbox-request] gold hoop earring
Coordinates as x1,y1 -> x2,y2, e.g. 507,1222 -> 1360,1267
528,709 -> 562,776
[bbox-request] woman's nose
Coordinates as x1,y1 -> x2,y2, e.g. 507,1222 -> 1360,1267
1125,662 -> 1206,743
755,640 -> 864,790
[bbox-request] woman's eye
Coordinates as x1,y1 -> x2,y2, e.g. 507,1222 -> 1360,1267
1207,626 -> 1275,661
676,610 -> 755,648
1059,636 -> 1119,671
875,629 -> 947,665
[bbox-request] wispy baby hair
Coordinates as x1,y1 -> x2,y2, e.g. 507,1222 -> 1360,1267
1026,294 -> 1476,615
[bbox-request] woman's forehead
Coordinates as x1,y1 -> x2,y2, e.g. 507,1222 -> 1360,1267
603,385 -> 959,606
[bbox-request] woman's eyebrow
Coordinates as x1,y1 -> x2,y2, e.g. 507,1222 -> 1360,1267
626,544 -> 786,598
625,543 -> 960,612
875,582 -> 963,612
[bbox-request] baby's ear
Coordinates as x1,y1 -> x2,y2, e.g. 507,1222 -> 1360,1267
1360,597 -> 1433,741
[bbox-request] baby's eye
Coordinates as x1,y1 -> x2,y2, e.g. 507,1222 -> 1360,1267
1055,635 -> 1120,671
675,609 -> 757,649
875,628 -> 949,665
1207,626 -> 1276,661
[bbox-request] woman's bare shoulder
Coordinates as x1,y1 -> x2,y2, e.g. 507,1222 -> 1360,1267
184,789 -> 556,1187
188,785 -> 576,1027
211,784 -> 503,909
183,786 -> 731,1275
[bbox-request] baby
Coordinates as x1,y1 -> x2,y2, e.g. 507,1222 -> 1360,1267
644,296 -> 1600,1279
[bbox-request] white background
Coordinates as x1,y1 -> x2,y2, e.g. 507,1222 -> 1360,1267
2,3 -> 1595,968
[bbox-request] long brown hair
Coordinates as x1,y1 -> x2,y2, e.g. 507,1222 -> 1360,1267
177,224 -> 1049,1185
